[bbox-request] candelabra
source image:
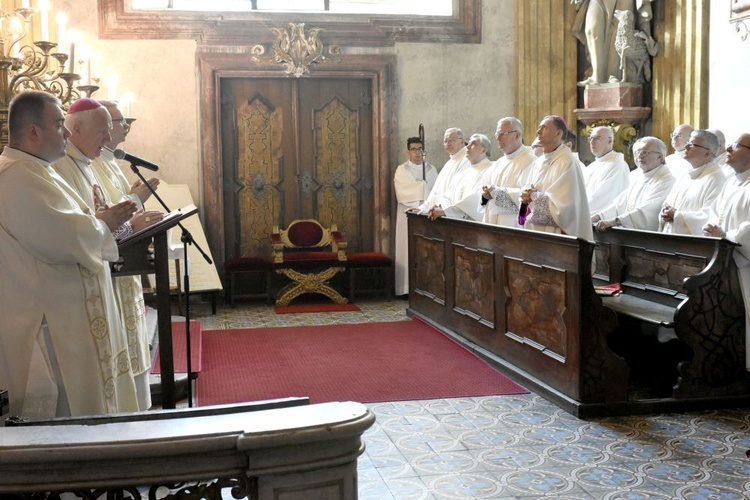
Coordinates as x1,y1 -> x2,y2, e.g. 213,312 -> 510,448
0,5 -> 93,146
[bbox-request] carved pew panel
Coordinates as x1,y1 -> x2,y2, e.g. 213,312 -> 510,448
407,214 -> 624,412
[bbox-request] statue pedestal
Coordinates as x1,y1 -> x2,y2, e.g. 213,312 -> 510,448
574,84 -> 652,167
583,82 -> 643,108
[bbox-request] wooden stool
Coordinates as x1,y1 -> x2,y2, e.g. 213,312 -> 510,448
347,252 -> 393,301
224,257 -> 273,306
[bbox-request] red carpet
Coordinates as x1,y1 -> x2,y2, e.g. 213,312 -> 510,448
274,303 -> 361,314
152,320 -> 202,374
195,319 -> 527,406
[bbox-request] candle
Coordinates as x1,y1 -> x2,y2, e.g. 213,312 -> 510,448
68,42 -> 75,73
40,0 -> 50,41
56,12 -> 67,49
21,0 -> 30,8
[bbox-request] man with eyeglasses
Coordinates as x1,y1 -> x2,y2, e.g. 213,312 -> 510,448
90,100 -> 163,411
479,117 -> 536,227
520,115 -> 593,240
427,133 -> 493,222
394,136 -> 437,297
592,136 -> 675,232
583,126 -> 630,216
659,129 -> 726,234
665,123 -> 694,178
418,127 -> 469,214
702,133 -> 750,370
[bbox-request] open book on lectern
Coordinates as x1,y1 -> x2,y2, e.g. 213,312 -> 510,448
117,204 -> 199,248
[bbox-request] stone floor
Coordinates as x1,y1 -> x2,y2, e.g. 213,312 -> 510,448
186,295 -> 750,499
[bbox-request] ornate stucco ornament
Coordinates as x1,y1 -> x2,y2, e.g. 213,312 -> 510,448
252,23 -> 341,77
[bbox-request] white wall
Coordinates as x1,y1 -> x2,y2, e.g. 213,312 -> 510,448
709,3 -> 750,143
61,1 -> 516,208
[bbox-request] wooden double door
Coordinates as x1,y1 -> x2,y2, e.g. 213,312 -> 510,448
220,77 -> 374,260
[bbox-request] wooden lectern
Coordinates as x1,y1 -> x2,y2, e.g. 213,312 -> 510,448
113,204 -> 199,409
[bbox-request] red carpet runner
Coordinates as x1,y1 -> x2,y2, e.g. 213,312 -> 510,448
196,319 -> 527,406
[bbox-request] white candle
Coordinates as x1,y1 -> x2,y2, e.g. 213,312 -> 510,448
56,12 -> 67,49
40,0 -> 50,41
68,42 -> 75,73
21,0 -> 30,9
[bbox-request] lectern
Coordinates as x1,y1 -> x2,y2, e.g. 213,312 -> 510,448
113,204 -> 199,409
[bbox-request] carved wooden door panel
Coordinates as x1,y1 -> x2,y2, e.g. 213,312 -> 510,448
221,78 -> 373,260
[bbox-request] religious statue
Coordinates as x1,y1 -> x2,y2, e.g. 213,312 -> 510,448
572,0 -> 657,86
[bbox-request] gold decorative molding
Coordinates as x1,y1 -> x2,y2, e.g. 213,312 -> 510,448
252,23 -> 340,78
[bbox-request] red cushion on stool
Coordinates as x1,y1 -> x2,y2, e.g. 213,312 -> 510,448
347,252 -> 392,268
225,257 -> 273,272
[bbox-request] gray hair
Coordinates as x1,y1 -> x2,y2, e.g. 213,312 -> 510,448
634,136 -> 667,160
707,128 -> 726,154
470,133 -> 492,158
445,127 -> 464,140
498,117 -> 523,136
692,130 -> 719,158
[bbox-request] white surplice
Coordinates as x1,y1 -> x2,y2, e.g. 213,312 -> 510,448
480,145 -> 536,227
0,147 -> 138,419
419,147 -> 468,212
583,150 -> 631,215
394,160 -> 437,296
701,169 -> 750,369
523,145 -> 594,241
441,157 -> 493,221
597,164 -> 676,231
92,148 -> 153,410
660,160 -> 726,235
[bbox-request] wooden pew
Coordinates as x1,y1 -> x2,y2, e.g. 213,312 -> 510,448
0,399 -> 373,499
593,227 -> 750,408
406,213 -> 750,417
406,212 -> 626,417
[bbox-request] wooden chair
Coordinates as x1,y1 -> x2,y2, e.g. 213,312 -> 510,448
270,219 -> 347,306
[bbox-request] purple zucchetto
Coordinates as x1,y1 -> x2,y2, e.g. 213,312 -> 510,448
67,97 -> 102,114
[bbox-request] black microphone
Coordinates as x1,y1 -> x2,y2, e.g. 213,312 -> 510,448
113,149 -> 160,172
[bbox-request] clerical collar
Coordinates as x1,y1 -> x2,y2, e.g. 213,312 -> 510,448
542,144 -> 563,160
504,146 -> 525,160
595,150 -> 617,162
66,142 -> 92,164
2,146 -> 51,166
687,160 -> 716,179
450,146 -> 467,161
643,164 -> 666,179
734,169 -> 750,183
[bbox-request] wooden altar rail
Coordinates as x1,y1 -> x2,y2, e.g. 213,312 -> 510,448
406,213 -> 750,417
0,400 -> 374,499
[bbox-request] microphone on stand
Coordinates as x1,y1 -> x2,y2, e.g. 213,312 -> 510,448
113,149 -> 160,172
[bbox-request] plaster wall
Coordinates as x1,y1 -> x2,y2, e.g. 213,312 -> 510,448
61,1 -> 516,208
709,3 -> 750,144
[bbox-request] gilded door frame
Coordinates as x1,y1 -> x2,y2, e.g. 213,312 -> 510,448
197,50 -> 395,271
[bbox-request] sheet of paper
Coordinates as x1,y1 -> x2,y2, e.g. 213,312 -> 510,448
144,182 -> 222,293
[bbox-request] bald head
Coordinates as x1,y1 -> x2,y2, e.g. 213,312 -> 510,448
671,123 -> 694,152
589,126 -> 614,158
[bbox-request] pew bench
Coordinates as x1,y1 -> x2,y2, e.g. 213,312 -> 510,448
593,227 -> 750,406
1,398 -> 374,499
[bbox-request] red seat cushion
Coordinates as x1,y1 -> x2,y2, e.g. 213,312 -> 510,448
224,257 -> 273,272
347,252 -> 392,268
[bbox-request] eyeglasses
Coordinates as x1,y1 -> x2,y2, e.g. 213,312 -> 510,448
112,117 -> 128,127
686,141 -> 712,152
408,147 -> 424,152
495,130 -> 518,138
588,136 -> 604,142
443,137 -> 463,144
730,141 -> 750,151
635,149 -> 660,157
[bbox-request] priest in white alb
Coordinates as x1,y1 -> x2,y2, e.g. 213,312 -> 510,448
418,127 -> 468,213
479,117 -> 536,227
393,136 -> 437,296
702,132 -> 750,370
660,130 -> 726,235
427,133 -> 493,222
520,116 -> 593,241
583,126 -> 631,216
593,136 -> 675,232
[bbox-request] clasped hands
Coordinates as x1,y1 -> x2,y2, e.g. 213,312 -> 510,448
520,186 -> 537,205
660,204 -> 676,223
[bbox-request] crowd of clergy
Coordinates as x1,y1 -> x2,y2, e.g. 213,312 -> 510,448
0,91 -> 164,421
394,115 -> 750,371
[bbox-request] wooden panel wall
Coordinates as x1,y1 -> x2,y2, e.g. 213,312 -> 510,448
651,0 -> 710,138
516,0 -> 578,145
